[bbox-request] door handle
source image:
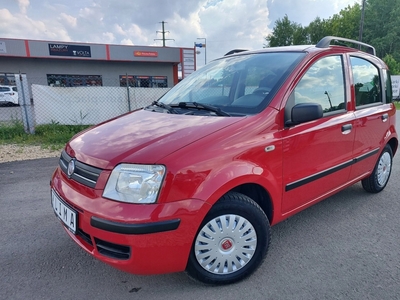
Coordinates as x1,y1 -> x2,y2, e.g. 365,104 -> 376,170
381,113 -> 388,122
341,124 -> 352,135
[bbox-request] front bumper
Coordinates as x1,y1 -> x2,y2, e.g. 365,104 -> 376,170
51,166 -> 210,275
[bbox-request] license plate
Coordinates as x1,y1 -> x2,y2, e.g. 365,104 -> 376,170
51,190 -> 77,234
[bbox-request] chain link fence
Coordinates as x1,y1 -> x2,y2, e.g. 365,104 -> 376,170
0,75 -> 171,130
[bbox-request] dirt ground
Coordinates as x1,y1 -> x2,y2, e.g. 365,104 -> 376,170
0,144 -> 61,163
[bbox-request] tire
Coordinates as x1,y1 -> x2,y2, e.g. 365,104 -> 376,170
186,192 -> 271,285
362,144 -> 393,193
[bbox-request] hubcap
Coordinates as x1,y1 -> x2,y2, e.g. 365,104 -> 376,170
377,152 -> 391,187
194,214 -> 257,275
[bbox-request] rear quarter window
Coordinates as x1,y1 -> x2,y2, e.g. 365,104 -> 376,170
383,69 -> 393,103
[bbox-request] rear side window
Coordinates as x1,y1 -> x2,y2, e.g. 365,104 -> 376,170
0,87 -> 10,92
350,57 -> 382,106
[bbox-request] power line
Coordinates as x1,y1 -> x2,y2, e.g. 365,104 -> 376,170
154,21 -> 175,47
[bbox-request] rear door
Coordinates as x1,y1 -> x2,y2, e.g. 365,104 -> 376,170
348,56 -> 395,180
281,54 -> 356,215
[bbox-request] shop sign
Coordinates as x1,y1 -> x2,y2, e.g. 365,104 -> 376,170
134,51 -> 158,57
48,44 -> 91,57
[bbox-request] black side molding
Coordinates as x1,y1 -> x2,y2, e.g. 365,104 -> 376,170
286,148 -> 380,191
91,216 -> 180,235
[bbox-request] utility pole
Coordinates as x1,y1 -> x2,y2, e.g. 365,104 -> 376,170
154,21 -> 174,47
358,0 -> 366,43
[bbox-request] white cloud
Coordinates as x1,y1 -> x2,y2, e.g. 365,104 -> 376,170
193,0 -> 269,64
17,0 -> 30,14
0,8 -> 70,41
59,13 -> 77,28
102,32 -> 115,43
120,38 -> 134,45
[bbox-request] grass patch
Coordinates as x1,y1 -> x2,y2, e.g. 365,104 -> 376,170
394,101 -> 400,110
0,120 -> 91,150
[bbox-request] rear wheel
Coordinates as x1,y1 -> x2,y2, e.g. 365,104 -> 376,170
362,144 -> 393,193
186,192 -> 271,285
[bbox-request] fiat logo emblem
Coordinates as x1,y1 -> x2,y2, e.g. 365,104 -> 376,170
221,238 -> 233,251
67,159 -> 75,177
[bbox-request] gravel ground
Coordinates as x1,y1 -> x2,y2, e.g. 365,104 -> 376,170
0,144 -> 61,163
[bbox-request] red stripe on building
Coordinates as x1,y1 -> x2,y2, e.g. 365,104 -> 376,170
106,44 -> 110,60
25,40 -> 31,57
173,64 -> 179,85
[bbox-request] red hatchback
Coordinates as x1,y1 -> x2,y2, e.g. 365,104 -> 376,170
50,36 -> 398,285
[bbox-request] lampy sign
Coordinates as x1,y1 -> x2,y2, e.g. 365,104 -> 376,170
48,44 -> 91,57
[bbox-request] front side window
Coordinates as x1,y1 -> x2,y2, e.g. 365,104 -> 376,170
350,56 -> 382,106
287,55 -> 345,120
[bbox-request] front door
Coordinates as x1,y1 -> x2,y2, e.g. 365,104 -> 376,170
281,55 -> 356,215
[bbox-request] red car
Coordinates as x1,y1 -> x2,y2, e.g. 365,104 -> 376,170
51,36 -> 398,285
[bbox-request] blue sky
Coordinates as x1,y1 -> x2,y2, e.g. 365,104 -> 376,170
0,0 -> 358,67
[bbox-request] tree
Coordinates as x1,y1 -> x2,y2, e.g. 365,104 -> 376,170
305,17 -> 331,44
363,0 -> 400,60
264,0 -> 400,73
383,54 -> 400,74
329,4 -> 361,39
264,15 -> 306,47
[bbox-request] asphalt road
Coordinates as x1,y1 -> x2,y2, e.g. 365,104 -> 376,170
1,122 -> 400,300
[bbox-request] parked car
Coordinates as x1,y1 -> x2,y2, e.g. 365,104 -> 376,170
50,36 -> 398,285
0,85 -> 18,105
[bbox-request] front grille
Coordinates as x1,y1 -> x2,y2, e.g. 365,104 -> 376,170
59,150 -> 103,188
94,238 -> 131,260
77,228 -> 93,246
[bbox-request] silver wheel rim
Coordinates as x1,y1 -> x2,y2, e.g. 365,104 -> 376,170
194,214 -> 257,275
377,152 -> 391,186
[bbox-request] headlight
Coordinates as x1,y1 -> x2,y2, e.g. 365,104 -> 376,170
103,164 -> 166,204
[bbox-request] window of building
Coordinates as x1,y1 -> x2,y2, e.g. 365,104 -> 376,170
119,75 -> 167,88
0,73 -> 16,85
47,74 -> 103,87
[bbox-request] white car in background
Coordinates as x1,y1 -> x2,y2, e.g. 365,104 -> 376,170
0,85 -> 19,106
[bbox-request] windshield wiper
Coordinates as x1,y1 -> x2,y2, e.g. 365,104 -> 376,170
175,102 -> 231,116
149,101 -> 177,114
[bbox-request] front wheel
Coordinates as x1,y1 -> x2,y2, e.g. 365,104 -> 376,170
362,144 -> 393,193
186,192 -> 271,285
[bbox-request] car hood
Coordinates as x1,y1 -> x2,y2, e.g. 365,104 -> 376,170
66,109 -> 244,169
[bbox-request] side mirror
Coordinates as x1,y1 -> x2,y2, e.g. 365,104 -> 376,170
285,103 -> 323,127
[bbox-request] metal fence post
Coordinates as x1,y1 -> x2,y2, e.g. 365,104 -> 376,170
15,73 -> 35,134
126,73 -> 131,112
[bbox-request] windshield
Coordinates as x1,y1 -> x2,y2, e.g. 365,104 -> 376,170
159,51 -> 305,116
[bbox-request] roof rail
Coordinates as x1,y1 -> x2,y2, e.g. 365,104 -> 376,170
316,36 -> 376,56
224,49 -> 248,56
